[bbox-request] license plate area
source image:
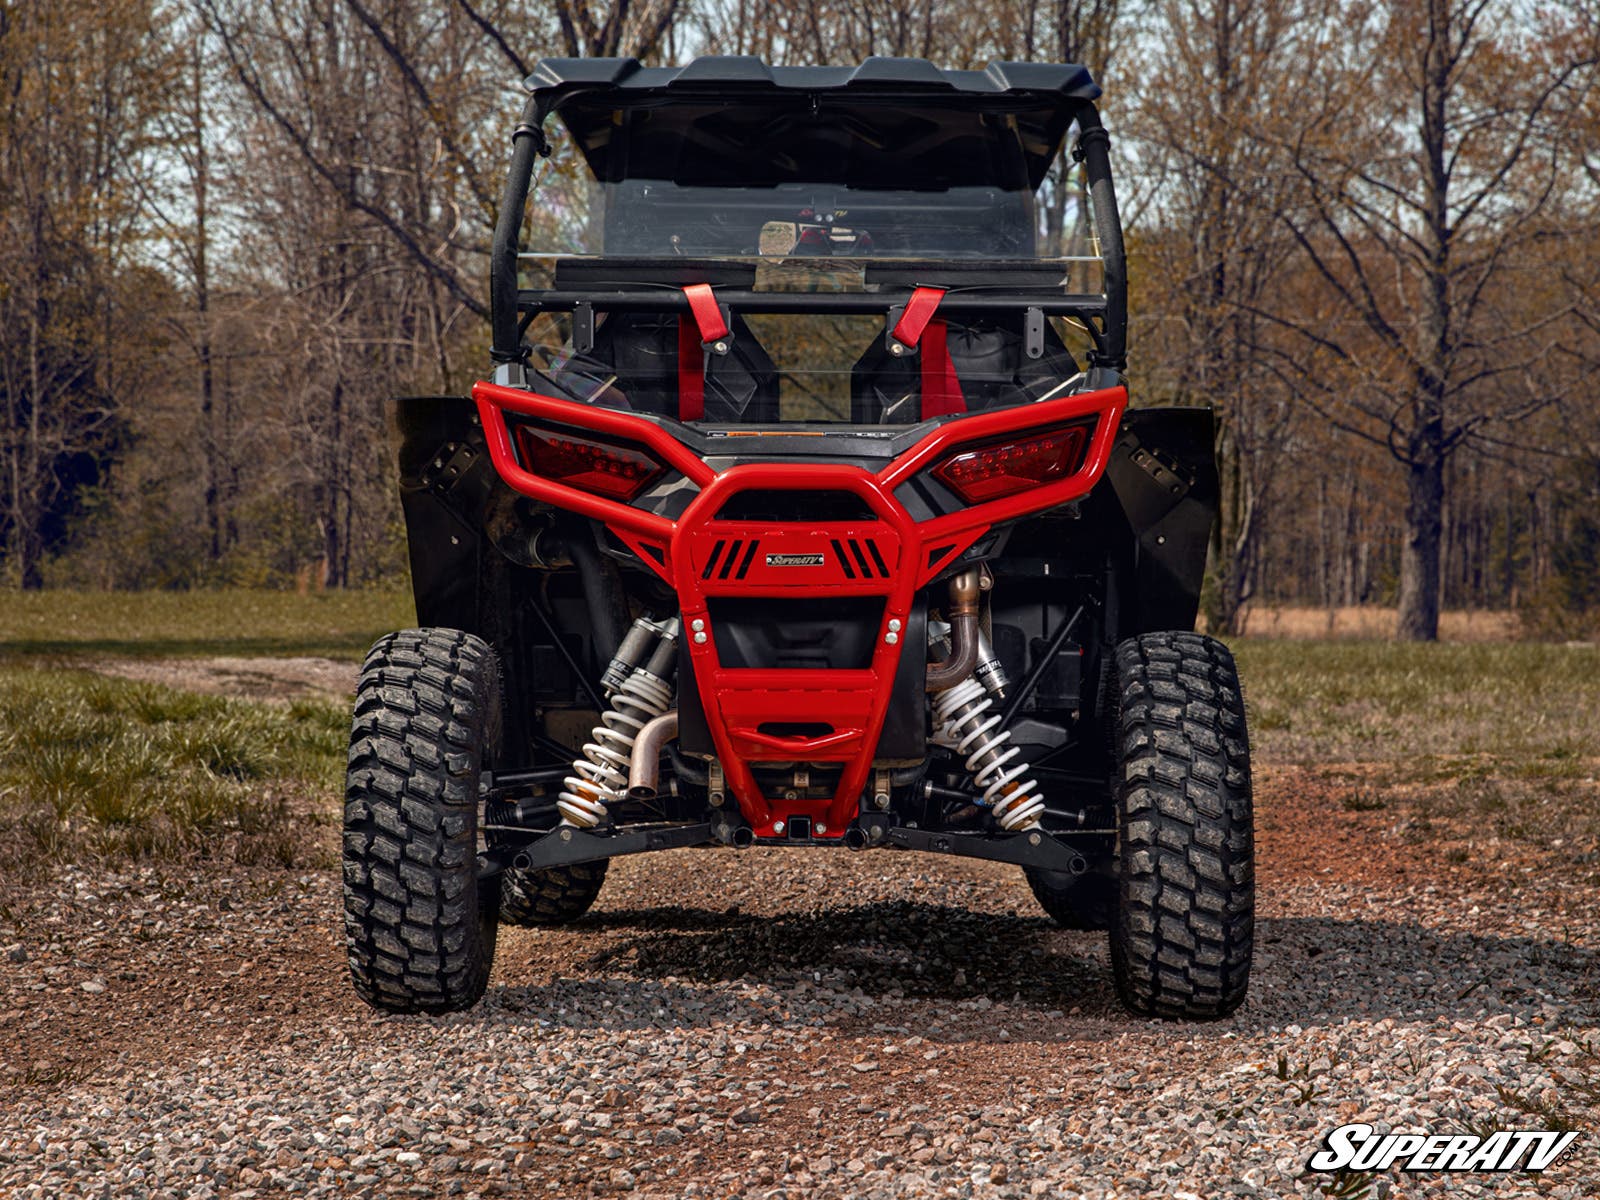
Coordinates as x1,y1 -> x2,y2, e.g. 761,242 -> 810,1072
707,596 -> 885,670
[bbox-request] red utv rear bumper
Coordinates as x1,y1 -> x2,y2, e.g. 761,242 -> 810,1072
472,381 -> 1126,839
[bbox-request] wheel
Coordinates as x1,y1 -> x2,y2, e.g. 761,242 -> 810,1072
1107,632 -> 1253,1019
499,860 -> 609,927
1025,866 -> 1115,931
342,628 -> 501,1014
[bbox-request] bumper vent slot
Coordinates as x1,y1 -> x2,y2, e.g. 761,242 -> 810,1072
832,537 -> 888,579
702,539 -> 726,580
734,539 -> 760,579
706,538 -> 762,580
865,539 -> 890,576
830,537 -> 856,579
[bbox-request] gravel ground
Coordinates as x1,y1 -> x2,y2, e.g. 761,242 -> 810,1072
1,765 -> 1595,1199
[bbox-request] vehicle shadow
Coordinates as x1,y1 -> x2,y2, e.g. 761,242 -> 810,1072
487,901 -> 1599,1039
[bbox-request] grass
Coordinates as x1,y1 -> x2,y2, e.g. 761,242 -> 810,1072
0,666 -> 347,872
0,589 -> 401,873
0,588 -> 414,660
1235,640 -> 1600,860
1233,641 -> 1600,765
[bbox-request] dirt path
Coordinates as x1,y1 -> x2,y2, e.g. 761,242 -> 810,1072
1,768 -> 1596,1198
90,655 -> 357,701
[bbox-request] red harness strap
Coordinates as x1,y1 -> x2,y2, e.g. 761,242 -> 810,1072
891,286 -> 946,347
919,320 -> 966,417
888,287 -> 964,417
677,284 -> 728,422
676,318 -> 705,421
683,283 -> 729,343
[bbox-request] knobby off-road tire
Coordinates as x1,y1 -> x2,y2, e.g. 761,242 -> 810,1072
1108,632 -> 1253,1019
1025,867 -> 1115,931
343,629 -> 501,1014
499,860 -> 609,927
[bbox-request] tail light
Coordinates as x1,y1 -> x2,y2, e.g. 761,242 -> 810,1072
513,424 -> 667,501
930,421 -> 1095,504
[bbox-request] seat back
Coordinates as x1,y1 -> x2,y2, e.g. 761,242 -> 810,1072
588,312 -> 780,423
850,316 -> 1080,424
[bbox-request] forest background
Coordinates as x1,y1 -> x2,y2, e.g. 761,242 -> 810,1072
4,0 -> 1599,641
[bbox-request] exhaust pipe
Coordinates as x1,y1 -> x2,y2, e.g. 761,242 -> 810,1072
926,569 -> 981,692
713,821 -> 755,848
843,826 -> 868,851
626,710 -> 678,801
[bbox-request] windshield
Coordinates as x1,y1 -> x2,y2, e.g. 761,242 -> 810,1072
523,97 -> 1103,273
600,181 -> 1035,259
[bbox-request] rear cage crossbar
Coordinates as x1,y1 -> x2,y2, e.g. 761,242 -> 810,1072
511,288 -> 1116,364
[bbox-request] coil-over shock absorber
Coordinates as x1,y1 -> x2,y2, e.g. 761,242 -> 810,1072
928,571 -> 1042,832
559,616 -> 680,828
931,676 -> 1044,831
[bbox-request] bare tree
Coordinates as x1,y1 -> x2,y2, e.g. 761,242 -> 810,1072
0,0 -> 177,587
1254,0 -> 1600,638
136,24 -> 237,564
550,0 -> 682,57
689,0 -> 977,64
1128,0 -> 1332,632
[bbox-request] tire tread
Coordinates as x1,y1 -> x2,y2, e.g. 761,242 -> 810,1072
499,861 -> 609,927
343,628 -> 499,1014
1108,632 -> 1253,1019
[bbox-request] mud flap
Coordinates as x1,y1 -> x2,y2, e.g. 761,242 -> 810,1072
396,396 -> 493,631
1102,408 -> 1218,634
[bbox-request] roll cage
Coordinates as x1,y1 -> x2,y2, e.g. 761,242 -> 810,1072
487,56 -> 1129,392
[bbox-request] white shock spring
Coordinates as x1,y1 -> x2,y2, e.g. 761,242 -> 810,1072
558,669 -> 673,828
931,676 -> 1044,831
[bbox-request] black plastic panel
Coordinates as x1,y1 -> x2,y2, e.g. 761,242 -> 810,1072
707,596 -> 884,670
1103,407 -> 1219,634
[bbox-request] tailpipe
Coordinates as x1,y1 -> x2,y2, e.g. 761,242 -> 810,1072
713,821 -> 755,849
926,569 -> 981,692
626,710 -> 678,802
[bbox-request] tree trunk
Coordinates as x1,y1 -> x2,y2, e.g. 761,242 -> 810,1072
322,378 -> 347,588
191,40 -> 222,564
1396,441 -> 1444,640
1394,0 -> 1453,643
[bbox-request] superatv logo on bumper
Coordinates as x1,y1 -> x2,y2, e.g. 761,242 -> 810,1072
765,553 -> 825,567
1309,1123 -> 1578,1173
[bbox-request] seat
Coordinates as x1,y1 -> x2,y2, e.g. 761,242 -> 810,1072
850,315 -> 1080,424
586,312 -> 780,423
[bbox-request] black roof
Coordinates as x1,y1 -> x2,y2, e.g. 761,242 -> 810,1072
527,56 -> 1101,192
526,56 -> 1100,103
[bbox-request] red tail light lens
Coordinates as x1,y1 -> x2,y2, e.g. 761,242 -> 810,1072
931,422 -> 1095,504
513,425 -> 667,501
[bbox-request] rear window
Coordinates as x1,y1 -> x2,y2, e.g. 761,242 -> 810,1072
523,98 -> 1102,269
